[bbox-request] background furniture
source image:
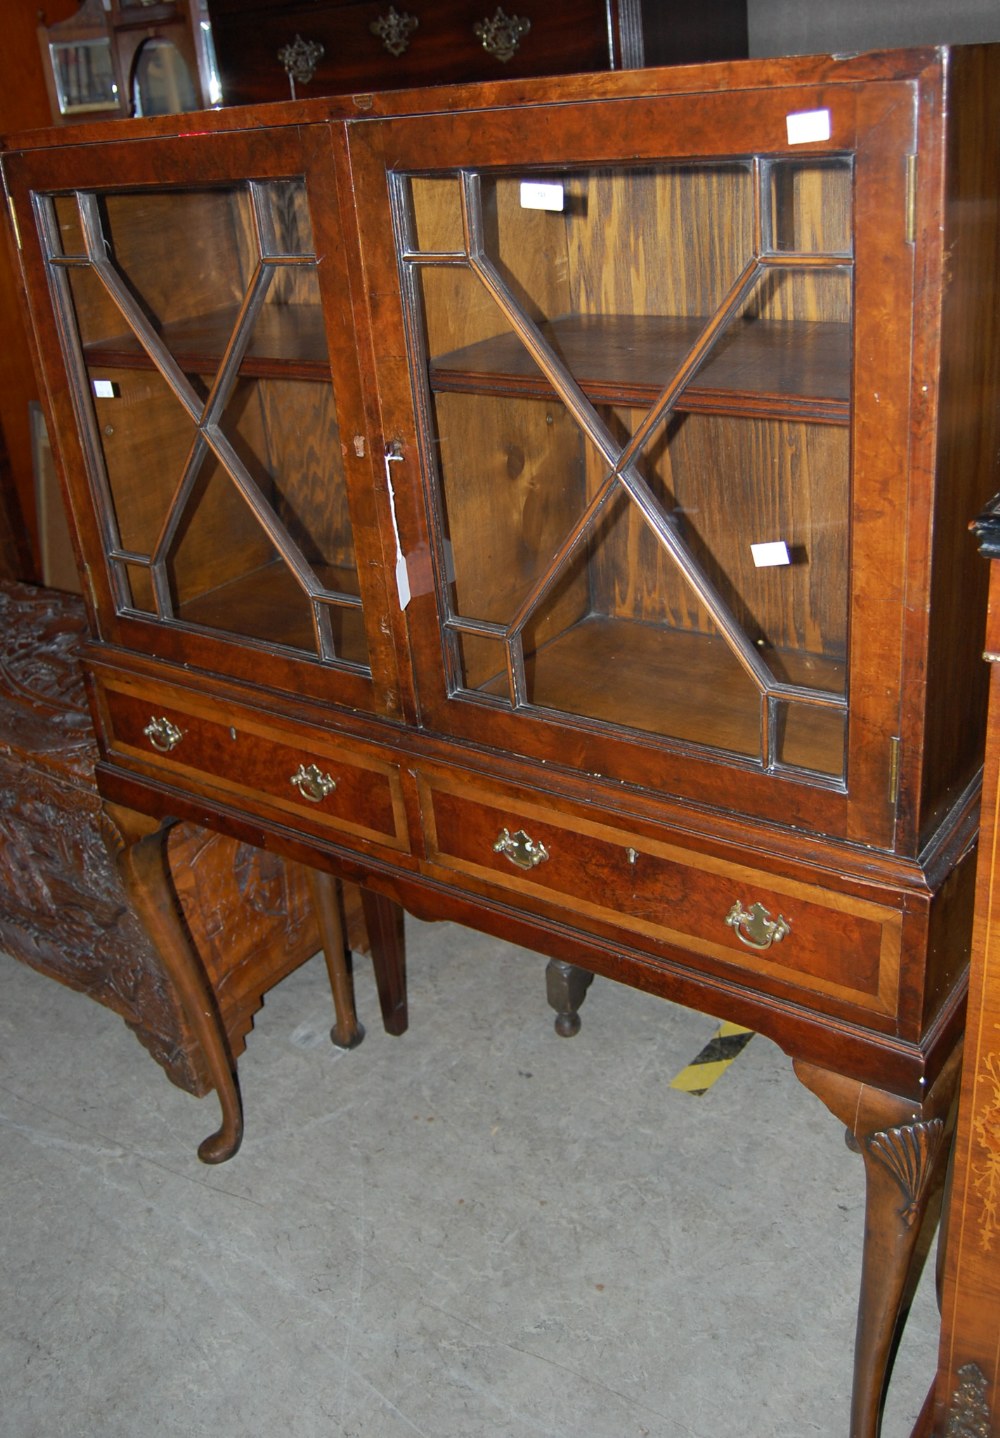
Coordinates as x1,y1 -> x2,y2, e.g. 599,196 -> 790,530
37,0 -> 218,124
206,0 -> 748,105
0,579 -> 403,1149
921,498 -> 1000,1436
5,47 -> 998,1435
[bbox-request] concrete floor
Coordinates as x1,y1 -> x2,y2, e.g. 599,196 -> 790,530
1,915 -> 938,1437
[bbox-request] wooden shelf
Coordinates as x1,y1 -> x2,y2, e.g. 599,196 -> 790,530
477,614 -> 845,776
176,560 -> 369,666
430,315 -> 851,424
84,304 -> 330,381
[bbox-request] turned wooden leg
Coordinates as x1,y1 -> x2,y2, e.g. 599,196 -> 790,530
304,865 -> 365,1050
105,806 -> 243,1164
360,889 -> 408,1036
546,959 -> 595,1036
794,1044 -> 961,1438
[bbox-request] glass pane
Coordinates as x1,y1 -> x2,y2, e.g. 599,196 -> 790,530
400,155 -> 853,778
486,166 -> 756,323
256,178 -> 316,257
777,701 -> 846,779
768,159 -> 853,255
432,392 -> 586,625
524,603 -> 763,758
86,362 -> 200,555
408,176 -> 465,253
52,195 -> 86,258
42,181 -> 367,671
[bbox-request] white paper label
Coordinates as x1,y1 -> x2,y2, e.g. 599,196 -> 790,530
520,180 -> 564,212
92,379 -> 117,398
384,463 -> 410,610
751,541 -> 791,569
785,109 -> 831,145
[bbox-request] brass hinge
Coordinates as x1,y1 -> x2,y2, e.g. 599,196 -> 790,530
904,154 -> 917,244
6,195 -> 21,251
889,736 -> 902,806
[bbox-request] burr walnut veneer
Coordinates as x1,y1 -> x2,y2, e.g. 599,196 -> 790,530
4,47 -> 999,1436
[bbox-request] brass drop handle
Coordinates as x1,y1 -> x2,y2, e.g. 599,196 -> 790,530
725,900 -> 790,951
291,762 -> 337,803
494,826 -> 549,871
370,6 -> 419,55
277,34 -> 324,97
143,715 -> 184,753
473,7 -> 531,62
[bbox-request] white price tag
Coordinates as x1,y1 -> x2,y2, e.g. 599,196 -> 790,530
384,445 -> 410,609
751,541 -> 791,569
785,108 -> 832,146
520,180 -> 565,212
92,379 -> 118,398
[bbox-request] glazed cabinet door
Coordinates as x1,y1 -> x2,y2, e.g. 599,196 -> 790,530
4,125 -> 401,716
349,80 -> 920,847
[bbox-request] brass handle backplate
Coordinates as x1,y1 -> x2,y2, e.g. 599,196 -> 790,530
725,900 -> 790,951
370,6 -> 418,55
291,762 -> 337,803
277,34 -> 324,93
143,715 -> 184,753
474,7 -> 531,62
494,826 -> 549,871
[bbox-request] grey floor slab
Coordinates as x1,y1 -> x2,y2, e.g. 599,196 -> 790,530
0,916 -> 938,1437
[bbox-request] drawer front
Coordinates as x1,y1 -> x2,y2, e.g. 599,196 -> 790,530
418,772 -> 902,1016
211,0 -> 614,106
96,679 -> 409,851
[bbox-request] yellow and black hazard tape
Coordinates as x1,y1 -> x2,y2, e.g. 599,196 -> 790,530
669,1020 -> 755,1095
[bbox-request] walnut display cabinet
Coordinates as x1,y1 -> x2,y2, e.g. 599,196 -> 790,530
4,46 -> 999,1437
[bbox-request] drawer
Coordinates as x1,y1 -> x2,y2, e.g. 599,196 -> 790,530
418,771 -> 902,1016
210,0 -> 615,106
94,677 -> 409,852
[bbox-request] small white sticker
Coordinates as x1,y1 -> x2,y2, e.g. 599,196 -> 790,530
751,541 -> 791,569
520,180 -> 564,212
92,378 -> 118,398
785,108 -> 832,146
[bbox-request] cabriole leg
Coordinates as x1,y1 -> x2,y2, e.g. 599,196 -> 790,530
794,1045 -> 961,1438
105,805 -> 243,1164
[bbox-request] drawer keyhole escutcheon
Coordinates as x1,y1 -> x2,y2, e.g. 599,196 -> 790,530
291,763 -> 337,803
143,715 -> 184,753
494,827 -> 549,871
725,900 -> 790,951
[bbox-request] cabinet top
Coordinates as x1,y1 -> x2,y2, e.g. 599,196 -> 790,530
0,44 -> 976,153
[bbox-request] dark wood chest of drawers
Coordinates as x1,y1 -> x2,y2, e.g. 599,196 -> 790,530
206,0 -> 748,104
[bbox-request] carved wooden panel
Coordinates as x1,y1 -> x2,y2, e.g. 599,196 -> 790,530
0,579 -> 331,1094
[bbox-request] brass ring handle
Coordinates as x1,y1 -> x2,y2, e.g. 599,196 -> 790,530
473,7 -> 531,62
370,7 -> 418,56
143,715 -> 184,753
494,826 -> 549,871
725,900 -> 790,951
291,762 -> 337,803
